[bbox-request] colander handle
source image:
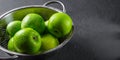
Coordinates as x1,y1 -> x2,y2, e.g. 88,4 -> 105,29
43,0 -> 66,12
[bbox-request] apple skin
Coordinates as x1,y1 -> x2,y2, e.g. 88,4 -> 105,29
48,12 -> 73,38
8,38 -> 16,51
43,20 -> 49,34
21,13 -> 45,34
6,21 -> 21,37
41,34 -> 59,51
13,28 -> 41,54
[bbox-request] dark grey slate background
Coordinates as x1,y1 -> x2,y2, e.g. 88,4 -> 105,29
0,0 -> 120,60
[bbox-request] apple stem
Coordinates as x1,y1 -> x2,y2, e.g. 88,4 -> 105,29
54,29 -> 59,33
33,36 -> 37,40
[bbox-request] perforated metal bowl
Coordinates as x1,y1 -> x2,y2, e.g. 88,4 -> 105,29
0,1 -> 74,59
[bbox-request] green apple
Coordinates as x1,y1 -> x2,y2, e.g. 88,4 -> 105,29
41,34 -> 59,51
43,20 -> 49,34
8,38 -> 15,51
6,21 -> 21,37
48,12 -> 73,38
13,28 -> 41,54
21,13 -> 45,34
45,20 -> 49,27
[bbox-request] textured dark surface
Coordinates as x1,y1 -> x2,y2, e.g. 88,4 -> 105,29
0,0 -> 120,60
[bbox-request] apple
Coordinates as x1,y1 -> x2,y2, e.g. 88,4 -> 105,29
13,28 -> 41,54
21,13 -> 45,34
47,12 -> 73,38
43,20 -> 49,34
45,20 -> 49,27
6,21 -> 21,37
7,38 -> 15,51
41,34 -> 59,51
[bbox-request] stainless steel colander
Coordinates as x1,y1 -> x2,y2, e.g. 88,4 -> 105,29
0,1 -> 74,59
